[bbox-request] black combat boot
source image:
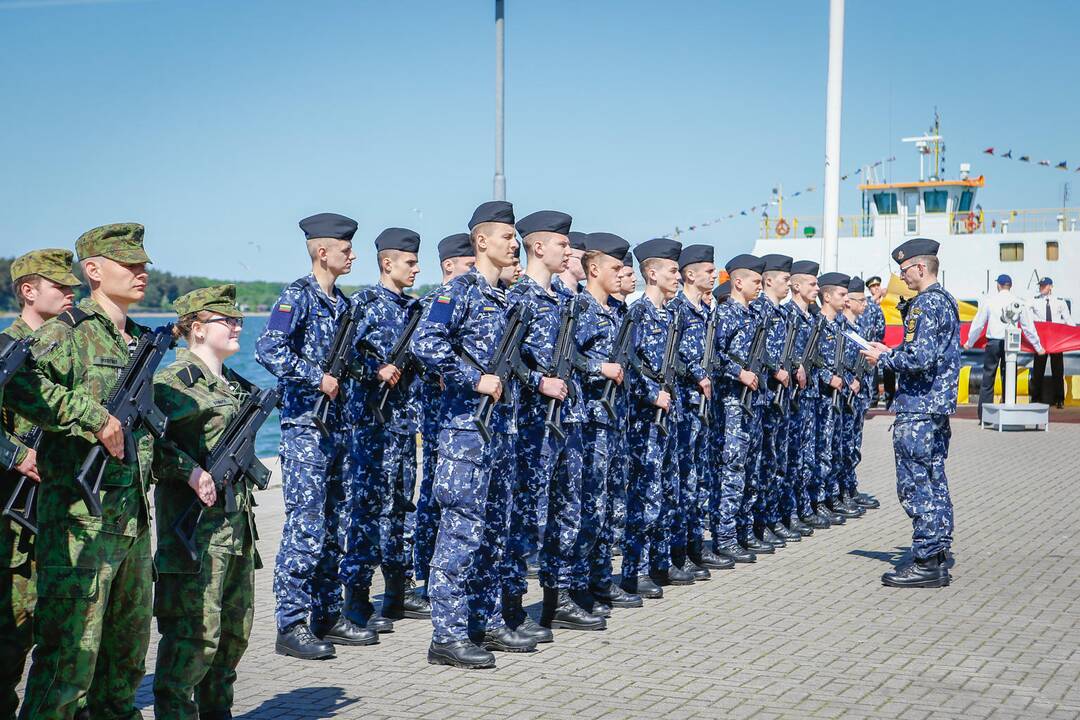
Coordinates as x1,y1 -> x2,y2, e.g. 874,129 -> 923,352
770,521 -> 801,542
427,639 -> 496,669
827,497 -> 863,519
738,530 -> 774,554
621,574 -> 663,599
276,622 -> 336,660
802,511 -> 829,529
501,591 -> 554,643
652,563 -> 695,586
670,546 -> 706,582
854,492 -> 881,509
882,554 -> 950,588
381,569 -> 407,620
714,540 -> 756,563
590,581 -> 644,608
814,504 -> 845,525
480,626 -> 538,653
787,515 -> 814,536
403,579 -> 432,618
689,538 -> 735,570
540,587 -> 606,630
345,586 -> 394,633
571,588 -> 612,617
311,614 -> 379,646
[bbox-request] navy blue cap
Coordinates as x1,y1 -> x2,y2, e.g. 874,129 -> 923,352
847,276 -> 865,293
374,227 -> 420,253
634,238 -> 682,263
568,231 -> 589,251
1040,276 -> 1053,286
725,253 -> 765,274
818,272 -> 851,288
437,233 -> 473,262
299,213 -> 358,241
585,232 -> 630,261
712,280 -> 731,301
678,244 -> 714,270
761,253 -> 793,272
790,260 -> 819,276
891,237 -> 940,264
623,253 -> 634,268
469,201 -> 515,230
516,210 -> 572,238
865,275 -> 882,288
996,274 -> 1012,285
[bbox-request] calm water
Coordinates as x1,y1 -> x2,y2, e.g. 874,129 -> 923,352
1,314 -> 283,456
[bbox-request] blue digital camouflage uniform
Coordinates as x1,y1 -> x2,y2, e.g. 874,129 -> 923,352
733,297 -> 775,534
712,300 -> 755,545
766,302 -> 796,526
877,283 -> 960,561
255,274 -> 350,632
605,296 -> 630,552
668,290 -> 709,556
409,268 -> 517,643
622,297 -> 678,580
809,314 -> 843,507
341,285 -> 418,615
752,295 -> 789,530
839,312 -> 872,497
863,298 -> 887,403
412,288 -> 445,587
787,303 -> 821,520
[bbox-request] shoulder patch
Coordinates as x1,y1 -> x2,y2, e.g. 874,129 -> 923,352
57,307 -> 91,328
267,302 -> 295,332
429,294 -> 456,324
176,364 -> 204,388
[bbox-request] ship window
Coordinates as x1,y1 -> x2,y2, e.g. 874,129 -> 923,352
1046,241 -> 1059,261
904,192 -> 919,234
873,192 -> 897,214
923,190 -> 948,213
999,242 -> 1024,262
957,190 -> 974,212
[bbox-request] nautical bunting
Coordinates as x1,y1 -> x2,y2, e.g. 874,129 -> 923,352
983,146 -> 1074,172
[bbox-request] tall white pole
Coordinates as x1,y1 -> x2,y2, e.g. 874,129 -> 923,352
493,0 -> 506,201
821,0 -> 845,271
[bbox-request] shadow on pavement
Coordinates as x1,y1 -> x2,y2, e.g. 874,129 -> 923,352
237,686 -> 360,718
849,547 -> 911,565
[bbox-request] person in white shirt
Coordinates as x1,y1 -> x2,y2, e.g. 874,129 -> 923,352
964,274 -> 1045,420
1028,276 -> 1073,407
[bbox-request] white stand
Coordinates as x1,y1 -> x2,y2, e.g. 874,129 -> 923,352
981,327 -> 1049,431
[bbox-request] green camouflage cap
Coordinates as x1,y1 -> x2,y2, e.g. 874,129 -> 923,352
10,248 -> 82,287
172,284 -> 244,319
75,222 -> 152,264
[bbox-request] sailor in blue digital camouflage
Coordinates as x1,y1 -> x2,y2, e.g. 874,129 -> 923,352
711,255 -> 765,564
862,237 -> 959,588
255,212 -> 369,660
705,280 -> 733,548
410,201 -> 538,668
0,249 -> 80,720
863,275 -> 888,406
840,276 -> 880,511
412,233 -> 475,606
605,254 -> 636,554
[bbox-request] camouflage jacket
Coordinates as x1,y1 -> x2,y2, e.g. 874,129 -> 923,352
0,317 -> 35,566
3,298 -> 154,537
152,349 -> 262,572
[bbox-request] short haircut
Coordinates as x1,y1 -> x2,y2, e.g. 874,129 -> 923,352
763,269 -> 788,283
730,268 -> 757,282
580,250 -> 603,276
306,237 -> 330,260
819,285 -> 845,302
640,257 -> 662,282
11,274 -> 41,308
912,254 -> 939,274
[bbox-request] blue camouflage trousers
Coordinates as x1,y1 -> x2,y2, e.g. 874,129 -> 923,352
707,393 -> 725,539
503,424 -> 555,596
413,404 -> 441,585
381,431 -> 417,576
466,431 -> 516,638
760,403 -> 788,526
673,408 -> 705,551
429,429 -> 510,643
592,426 -> 627,588
341,424 -> 385,593
810,397 -> 838,505
787,398 -> 816,519
893,413 -> 954,561
542,424 -> 584,590
740,405 -> 764,532
712,397 -> 748,545
841,398 -> 868,496
573,424 -> 610,590
621,412 -> 673,580
274,423 -> 348,631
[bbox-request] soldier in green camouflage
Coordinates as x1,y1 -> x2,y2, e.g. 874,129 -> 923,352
0,249 -> 81,720
151,285 -> 262,720
6,224 -> 156,720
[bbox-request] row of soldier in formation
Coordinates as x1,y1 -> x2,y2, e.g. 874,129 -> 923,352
0,204 -> 959,718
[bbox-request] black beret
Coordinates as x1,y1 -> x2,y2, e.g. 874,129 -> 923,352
584,232 -> 630,261
299,213 -> 358,241
817,272 -> 851,288
634,238 -> 682,263
865,275 -> 882,288
623,253 -> 634,268
567,231 -> 589,251
891,237 -> 939,264
790,260 -> 819,276
374,227 -> 420,253
712,280 -> 731,301
469,201 -> 515,230
725,253 -> 765,274
516,210 -> 572,238
437,233 -> 473,262
678,244 -> 714,270
761,253 -> 793,273
847,276 -> 865,293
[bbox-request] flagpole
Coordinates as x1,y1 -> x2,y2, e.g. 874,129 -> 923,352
494,0 -> 507,201
821,0 -> 845,272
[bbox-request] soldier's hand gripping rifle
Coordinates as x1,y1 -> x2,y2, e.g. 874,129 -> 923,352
737,321 -> 768,416
697,305 -> 719,422
473,304 -> 533,444
0,335 -> 35,389
599,311 -> 635,422
543,297 -> 583,441
845,353 -> 870,412
368,302 -> 423,425
2,428 -> 42,535
312,302 -> 364,435
830,327 -> 846,411
74,325 -> 174,517
652,306 -> 683,436
771,315 -> 798,410
790,307 -> 825,411
173,384 -> 280,561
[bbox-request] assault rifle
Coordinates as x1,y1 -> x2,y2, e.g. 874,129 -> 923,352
0,335 -> 35,389
173,384 -> 280,561
697,304 -> 719,422
2,428 -> 42,535
368,302 -> 423,425
737,321 -> 768,416
771,314 -> 798,410
312,302 -> 365,435
653,306 -> 683,436
791,306 -> 825,411
544,297 -> 583,441
830,325 -> 846,411
473,304 -> 533,444
74,325 -> 174,517
599,311 -> 635,422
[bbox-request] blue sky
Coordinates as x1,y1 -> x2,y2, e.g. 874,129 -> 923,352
2,0 -> 1077,286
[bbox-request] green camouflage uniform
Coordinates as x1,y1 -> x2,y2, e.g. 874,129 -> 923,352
7,226 -> 155,720
151,286 -> 262,720
0,248 -> 82,720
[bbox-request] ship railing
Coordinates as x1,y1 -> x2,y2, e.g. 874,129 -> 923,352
953,207 -> 1080,235
759,214 -> 871,239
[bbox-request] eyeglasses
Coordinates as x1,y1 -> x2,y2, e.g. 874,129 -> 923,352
899,262 -> 923,276
202,316 -> 244,329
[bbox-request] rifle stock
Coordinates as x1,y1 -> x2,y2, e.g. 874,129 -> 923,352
472,304 -> 533,443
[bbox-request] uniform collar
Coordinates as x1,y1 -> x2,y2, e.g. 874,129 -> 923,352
376,282 -> 411,307
8,316 -> 33,337
176,347 -> 221,390
302,273 -> 347,310
78,297 -> 142,345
